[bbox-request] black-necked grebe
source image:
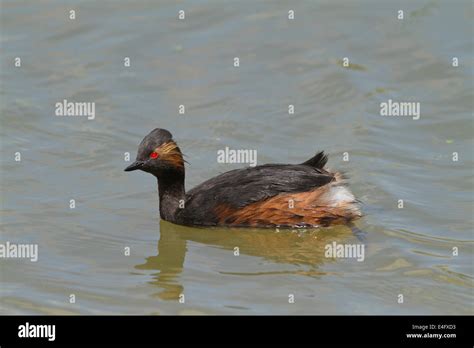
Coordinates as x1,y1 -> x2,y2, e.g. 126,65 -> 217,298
125,128 -> 361,228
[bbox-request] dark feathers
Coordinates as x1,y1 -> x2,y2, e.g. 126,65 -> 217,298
126,128 -> 362,228
177,162 -> 334,225
301,151 -> 328,169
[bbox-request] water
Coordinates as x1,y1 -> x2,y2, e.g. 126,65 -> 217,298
1,0 -> 473,315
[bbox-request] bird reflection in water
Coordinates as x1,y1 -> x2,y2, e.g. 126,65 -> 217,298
135,220 -> 363,301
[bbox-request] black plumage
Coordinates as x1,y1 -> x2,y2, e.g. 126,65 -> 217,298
125,128 -> 361,228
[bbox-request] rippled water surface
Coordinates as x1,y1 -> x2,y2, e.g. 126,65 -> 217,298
1,0 -> 473,314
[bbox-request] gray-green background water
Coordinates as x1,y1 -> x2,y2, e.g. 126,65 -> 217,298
1,0 -> 473,314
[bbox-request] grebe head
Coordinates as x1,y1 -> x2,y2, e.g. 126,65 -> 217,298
124,128 -> 184,177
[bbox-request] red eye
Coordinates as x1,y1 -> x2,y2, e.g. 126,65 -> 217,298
150,152 -> 159,159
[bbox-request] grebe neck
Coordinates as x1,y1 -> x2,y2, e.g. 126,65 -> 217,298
157,173 -> 185,222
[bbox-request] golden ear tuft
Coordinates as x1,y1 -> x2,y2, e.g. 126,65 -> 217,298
155,141 -> 184,169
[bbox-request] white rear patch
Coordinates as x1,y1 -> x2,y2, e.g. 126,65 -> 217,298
325,186 -> 356,207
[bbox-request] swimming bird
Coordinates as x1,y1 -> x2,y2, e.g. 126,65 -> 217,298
125,128 -> 362,228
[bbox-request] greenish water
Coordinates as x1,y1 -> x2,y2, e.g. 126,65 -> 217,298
0,0 -> 473,314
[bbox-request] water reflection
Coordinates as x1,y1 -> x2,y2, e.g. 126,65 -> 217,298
136,220 -> 356,301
